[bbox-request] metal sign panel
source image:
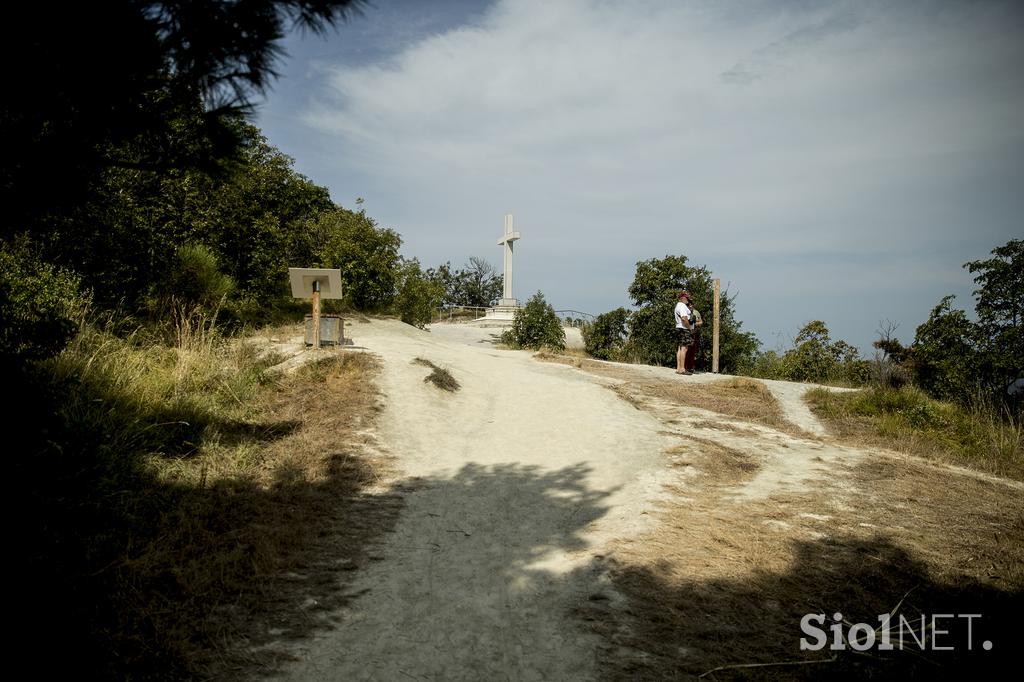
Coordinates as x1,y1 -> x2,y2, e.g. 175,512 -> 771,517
288,268 -> 343,299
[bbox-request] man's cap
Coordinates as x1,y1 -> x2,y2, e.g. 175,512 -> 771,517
678,290 -> 690,299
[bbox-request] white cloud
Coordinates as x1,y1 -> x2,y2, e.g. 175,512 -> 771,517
273,0 -> 1024,352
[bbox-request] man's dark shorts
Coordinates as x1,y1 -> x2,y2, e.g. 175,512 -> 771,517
676,327 -> 693,347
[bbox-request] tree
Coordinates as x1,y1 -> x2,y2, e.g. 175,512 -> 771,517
965,239 -> 1023,400
2,1 -> 364,238
501,292 -> 566,351
624,255 -> 758,371
393,258 -> 444,329
909,239 -> 1022,407
457,257 -> 504,307
910,296 -> 976,402
776,320 -> 867,384
425,263 -> 458,307
309,207 -> 402,312
583,308 -> 630,360
784,321 -> 840,382
427,257 -> 503,308
38,122 -> 333,316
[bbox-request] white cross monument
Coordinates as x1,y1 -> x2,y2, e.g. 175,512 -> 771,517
475,213 -> 522,326
497,213 -> 521,307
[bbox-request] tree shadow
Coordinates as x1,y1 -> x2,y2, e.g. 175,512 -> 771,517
11,357 -> 619,682
253,461 -> 616,679
579,532 -> 1023,680
7,359 -> 391,679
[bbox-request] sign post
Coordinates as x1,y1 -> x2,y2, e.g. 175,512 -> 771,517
713,278 -> 720,374
312,280 -> 321,349
288,268 -> 342,349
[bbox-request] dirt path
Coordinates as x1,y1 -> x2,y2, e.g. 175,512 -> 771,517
272,320 -> 1021,679
279,320 -> 679,680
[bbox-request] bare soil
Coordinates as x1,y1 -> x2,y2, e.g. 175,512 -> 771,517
251,320 -> 1022,680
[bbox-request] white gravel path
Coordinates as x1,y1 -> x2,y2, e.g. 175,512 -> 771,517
278,320 -> 676,681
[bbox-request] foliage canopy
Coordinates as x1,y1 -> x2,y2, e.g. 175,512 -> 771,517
624,255 -> 758,372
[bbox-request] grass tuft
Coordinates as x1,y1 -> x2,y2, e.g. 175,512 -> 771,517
412,357 -> 460,392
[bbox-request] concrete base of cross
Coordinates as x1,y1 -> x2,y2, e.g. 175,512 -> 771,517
465,303 -> 520,328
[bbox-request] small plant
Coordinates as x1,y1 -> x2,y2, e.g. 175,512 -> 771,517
500,291 -> 566,351
412,357 -> 460,392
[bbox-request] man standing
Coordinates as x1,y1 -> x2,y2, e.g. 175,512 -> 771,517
674,291 -> 694,375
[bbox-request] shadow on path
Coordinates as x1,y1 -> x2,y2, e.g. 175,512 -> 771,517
579,532 -> 1023,680
271,461 -> 616,680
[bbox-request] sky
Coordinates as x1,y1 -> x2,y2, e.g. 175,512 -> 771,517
256,0 -> 1023,354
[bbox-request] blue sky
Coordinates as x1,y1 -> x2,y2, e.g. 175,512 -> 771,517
256,0 -> 1023,354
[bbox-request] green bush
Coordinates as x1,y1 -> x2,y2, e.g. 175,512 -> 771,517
393,258 -> 444,329
748,321 -> 869,386
0,236 -> 89,363
156,243 -> 235,311
501,291 -> 566,351
582,307 -> 629,360
910,296 -> 977,402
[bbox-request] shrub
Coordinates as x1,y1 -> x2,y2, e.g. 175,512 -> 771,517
0,235 -> 89,363
156,243 -> 235,312
501,291 -> 565,351
910,296 -> 977,402
748,321 -> 869,386
393,258 -> 444,329
582,307 -> 629,360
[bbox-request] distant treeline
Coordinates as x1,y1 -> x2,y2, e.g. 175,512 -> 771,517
580,243 -> 1022,411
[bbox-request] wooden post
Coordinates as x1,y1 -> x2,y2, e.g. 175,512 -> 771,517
312,280 -> 321,349
712,278 -> 720,374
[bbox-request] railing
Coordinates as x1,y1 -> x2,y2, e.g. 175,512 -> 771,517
431,306 -> 489,323
430,306 -> 595,327
554,310 -> 595,327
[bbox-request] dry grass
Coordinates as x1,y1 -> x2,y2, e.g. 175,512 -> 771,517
534,348 -> 592,364
541,350 -> 1021,677
27,325 -> 400,679
689,419 -> 762,436
178,353 -> 402,678
533,353 -> 792,434
581,431 -> 1024,680
412,357 -> 461,392
666,439 -> 764,484
619,376 -> 794,434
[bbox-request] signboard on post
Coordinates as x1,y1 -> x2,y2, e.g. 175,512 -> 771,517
288,268 -> 342,349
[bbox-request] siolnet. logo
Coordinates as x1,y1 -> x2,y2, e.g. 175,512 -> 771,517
800,612 -> 992,652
